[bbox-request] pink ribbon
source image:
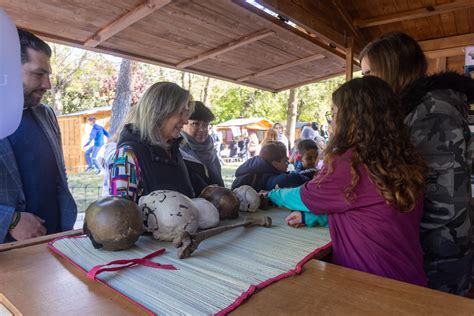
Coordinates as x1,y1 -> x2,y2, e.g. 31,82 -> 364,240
87,248 -> 177,280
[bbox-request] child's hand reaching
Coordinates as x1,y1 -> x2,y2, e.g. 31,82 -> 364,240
285,211 -> 304,228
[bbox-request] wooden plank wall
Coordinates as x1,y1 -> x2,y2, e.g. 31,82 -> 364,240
58,112 -> 111,174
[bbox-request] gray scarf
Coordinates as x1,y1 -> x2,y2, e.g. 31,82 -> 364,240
180,132 -> 216,164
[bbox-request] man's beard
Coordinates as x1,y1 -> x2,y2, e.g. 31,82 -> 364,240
23,91 -> 42,108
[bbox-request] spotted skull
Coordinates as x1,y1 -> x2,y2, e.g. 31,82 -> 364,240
233,185 -> 260,212
138,190 -> 199,241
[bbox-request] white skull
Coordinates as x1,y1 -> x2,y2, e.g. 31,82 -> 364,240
138,190 -> 198,241
192,198 -> 220,229
233,185 -> 260,212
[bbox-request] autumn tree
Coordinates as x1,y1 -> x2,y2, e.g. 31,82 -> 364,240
109,59 -> 137,136
48,44 -> 87,113
286,88 -> 297,148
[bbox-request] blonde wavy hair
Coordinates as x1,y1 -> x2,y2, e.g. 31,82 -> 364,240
129,82 -> 193,146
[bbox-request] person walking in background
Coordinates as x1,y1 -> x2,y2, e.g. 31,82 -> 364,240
84,116 -> 110,173
273,123 -> 289,156
248,133 -> 260,157
238,132 -> 250,160
311,122 -> 326,152
210,125 -> 222,159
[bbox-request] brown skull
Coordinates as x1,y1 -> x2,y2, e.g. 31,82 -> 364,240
83,196 -> 144,251
199,185 -> 240,220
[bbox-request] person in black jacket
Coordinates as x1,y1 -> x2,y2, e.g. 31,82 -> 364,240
180,101 -> 224,196
231,141 -> 308,192
360,32 -> 474,295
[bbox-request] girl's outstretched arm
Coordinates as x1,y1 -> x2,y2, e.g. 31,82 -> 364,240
268,187 -> 328,227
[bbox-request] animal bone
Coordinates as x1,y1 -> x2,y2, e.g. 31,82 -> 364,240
174,216 -> 272,259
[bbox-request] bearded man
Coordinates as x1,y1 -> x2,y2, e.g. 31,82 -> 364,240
0,29 -> 77,243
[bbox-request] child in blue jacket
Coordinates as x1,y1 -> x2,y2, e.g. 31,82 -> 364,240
231,141 -> 308,192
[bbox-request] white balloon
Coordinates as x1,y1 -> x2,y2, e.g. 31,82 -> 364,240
0,10 -> 23,139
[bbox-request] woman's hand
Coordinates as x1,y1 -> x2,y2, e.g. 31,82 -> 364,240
285,211 -> 304,228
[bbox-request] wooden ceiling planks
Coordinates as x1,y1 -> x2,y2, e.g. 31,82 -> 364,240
337,0 -> 474,74
353,0 -> 474,28
84,0 -> 172,47
2,0 -> 472,91
0,0 -> 345,91
176,29 -> 275,69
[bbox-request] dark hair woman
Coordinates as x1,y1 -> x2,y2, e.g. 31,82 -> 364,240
360,32 -> 474,295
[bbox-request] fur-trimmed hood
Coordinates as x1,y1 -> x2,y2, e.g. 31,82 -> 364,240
400,72 -> 474,115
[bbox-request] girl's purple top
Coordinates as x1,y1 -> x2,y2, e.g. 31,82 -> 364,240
301,150 -> 427,286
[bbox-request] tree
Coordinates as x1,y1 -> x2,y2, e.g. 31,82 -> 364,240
44,43 -> 117,114
109,59 -> 135,136
286,88 -> 297,148
201,77 -> 211,104
297,75 -> 345,125
48,44 -> 88,113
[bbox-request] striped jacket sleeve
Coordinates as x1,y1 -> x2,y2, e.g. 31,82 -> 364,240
109,145 -> 142,203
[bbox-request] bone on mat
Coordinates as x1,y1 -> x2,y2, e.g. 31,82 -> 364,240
174,216 -> 272,259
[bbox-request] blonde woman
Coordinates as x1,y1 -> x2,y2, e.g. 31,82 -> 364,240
109,82 -> 195,201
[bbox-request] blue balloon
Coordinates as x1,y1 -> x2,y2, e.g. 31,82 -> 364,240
0,9 -> 23,139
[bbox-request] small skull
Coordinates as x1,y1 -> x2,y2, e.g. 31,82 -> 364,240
138,190 -> 198,242
233,185 -> 260,212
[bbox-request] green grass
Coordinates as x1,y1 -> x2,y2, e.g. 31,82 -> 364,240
68,172 -> 104,213
68,165 -> 238,213
221,165 -> 238,188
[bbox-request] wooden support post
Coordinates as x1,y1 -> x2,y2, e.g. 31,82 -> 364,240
345,38 -> 354,81
435,57 -> 447,72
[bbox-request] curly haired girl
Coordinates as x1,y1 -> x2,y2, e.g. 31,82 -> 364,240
268,76 -> 429,286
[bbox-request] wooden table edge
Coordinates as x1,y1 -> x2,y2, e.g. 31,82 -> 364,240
0,229 -> 83,252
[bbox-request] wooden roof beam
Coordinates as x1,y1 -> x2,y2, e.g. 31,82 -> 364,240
256,0 -> 347,49
354,0 -> 474,28
176,29 -> 274,69
424,46 -> 466,59
276,71 -> 345,92
419,33 -> 474,58
232,0 -> 348,61
26,28 -> 279,92
237,53 -> 325,82
419,32 -> 474,51
84,0 -> 171,47
331,0 -> 366,46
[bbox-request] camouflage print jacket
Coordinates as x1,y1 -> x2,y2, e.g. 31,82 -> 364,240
401,72 -> 474,295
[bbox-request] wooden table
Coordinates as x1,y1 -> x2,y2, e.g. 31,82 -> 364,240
1,232 -> 474,315
234,260 -> 474,315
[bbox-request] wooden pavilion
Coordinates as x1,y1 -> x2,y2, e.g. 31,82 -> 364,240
2,0 -> 472,93
1,0 -> 474,315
